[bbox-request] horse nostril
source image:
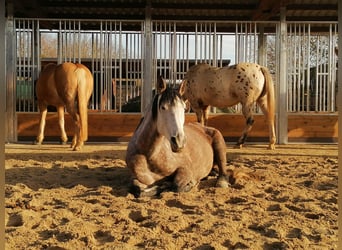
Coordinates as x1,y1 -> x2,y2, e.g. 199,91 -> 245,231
170,134 -> 186,151
171,136 -> 177,145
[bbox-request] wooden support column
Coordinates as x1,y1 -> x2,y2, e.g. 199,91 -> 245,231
5,6 -> 16,143
337,2 -> 342,247
142,0 -> 153,114
1,0 -> 6,246
277,7 -> 288,144
258,24 -> 266,66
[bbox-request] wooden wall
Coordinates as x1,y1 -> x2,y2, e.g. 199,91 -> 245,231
16,112 -> 338,143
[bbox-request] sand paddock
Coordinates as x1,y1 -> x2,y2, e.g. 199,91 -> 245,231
5,143 -> 337,249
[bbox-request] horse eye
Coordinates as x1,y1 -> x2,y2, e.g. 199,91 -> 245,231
161,105 -> 166,110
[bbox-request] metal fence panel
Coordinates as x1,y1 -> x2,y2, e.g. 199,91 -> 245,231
12,18 -> 337,115
14,19 -> 144,113
286,22 -> 338,112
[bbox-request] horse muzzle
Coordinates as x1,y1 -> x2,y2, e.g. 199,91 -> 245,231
170,134 -> 186,152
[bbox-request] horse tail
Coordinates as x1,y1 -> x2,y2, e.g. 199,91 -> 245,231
75,64 -> 93,142
260,66 -> 275,126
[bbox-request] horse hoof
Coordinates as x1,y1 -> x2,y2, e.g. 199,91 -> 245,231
130,185 -> 160,198
234,143 -> 244,149
268,144 -> 275,150
33,141 -> 42,145
216,176 -> 229,188
177,181 -> 196,192
129,185 -> 142,198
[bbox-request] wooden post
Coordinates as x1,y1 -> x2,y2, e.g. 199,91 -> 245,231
258,24 -> 266,66
0,0 -> 6,247
337,2 -> 342,249
5,5 -> 17,143
277,7 -> 288,144
142,0 -> 153,114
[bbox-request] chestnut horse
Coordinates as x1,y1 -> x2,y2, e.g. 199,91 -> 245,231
180,63 -> 276,149
125,76 -> 232,198
35,62 -> 94,151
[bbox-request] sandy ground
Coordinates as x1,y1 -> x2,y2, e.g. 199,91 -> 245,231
5,142 -> 338,250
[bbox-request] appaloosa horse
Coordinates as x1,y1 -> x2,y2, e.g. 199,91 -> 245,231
35,62 -> 94,151
125,75 -> 232,197
180,63 -> 276,149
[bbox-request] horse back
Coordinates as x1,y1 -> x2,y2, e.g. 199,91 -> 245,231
183,63 -> 237,107
183,63 -> 266,107
224,62 -> 265,96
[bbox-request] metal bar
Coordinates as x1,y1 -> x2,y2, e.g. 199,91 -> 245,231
305,24 -> 310,111
23,20 -> 27,111
315,35 -> 319,111
119,21 -> 123,112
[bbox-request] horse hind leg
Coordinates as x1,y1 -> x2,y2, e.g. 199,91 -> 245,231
65,103 -> 82,151
34,104 -> 48,145
257,96 -> 276,150
208,127 -> 232,188
57,106 -> 68,144
237,103 -> 254,148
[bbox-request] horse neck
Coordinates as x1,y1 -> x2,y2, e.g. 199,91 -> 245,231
135,110 -> 163,154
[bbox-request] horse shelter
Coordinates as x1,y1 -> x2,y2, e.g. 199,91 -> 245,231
4,0 -> 339,145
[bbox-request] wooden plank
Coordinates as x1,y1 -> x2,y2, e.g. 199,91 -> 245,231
17,112 -> 338,142
288,113 -> 338,138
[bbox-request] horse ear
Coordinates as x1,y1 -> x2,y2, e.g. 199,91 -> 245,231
157,75 -> 166,93
179,80 -> 186,96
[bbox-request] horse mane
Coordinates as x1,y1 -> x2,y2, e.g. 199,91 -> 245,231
152,86 -> 182,121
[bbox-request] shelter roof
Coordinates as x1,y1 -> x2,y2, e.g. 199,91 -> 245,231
7,0 -> 338,22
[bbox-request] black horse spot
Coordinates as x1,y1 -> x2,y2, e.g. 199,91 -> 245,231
246,117 -> 254,125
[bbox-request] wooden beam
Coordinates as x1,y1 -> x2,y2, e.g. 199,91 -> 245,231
17,113 -> 338,143
252,0 -> 284,21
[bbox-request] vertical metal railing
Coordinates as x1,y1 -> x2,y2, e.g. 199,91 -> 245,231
152,21 -> 233,86
12,18 -> 338,115
14,18 -> 144,113
286,22 -> 338,112
15,19 -> 39,112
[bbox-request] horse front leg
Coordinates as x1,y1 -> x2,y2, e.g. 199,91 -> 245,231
57,106 -> 68,144
194,108 -> 204,125
194,105 -> 209,126
34,105 -> 48,145
127,155 -> 165,197
237,103 -> 254,148
173,167 -> 198,192
202,106 -> 210,126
